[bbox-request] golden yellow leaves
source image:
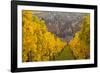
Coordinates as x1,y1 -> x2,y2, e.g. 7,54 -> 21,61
22,10 -> 66,62
22,10 -> 33,20
69,14 -> 90,59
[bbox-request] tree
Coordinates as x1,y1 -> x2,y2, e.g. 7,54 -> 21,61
69,14 -> 90,59
22,10 -> 66,62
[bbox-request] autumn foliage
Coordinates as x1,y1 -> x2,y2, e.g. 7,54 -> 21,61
69,14 -> 90,59
22,10 -> 90,62
22,10 -> 66,62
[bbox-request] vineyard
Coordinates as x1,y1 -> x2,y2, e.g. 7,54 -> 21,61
22,10 -> 90,62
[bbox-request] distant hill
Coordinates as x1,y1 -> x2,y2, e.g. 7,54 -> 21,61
32,11 -> 85,42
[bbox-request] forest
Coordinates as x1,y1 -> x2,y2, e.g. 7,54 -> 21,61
22,10 -> 90,62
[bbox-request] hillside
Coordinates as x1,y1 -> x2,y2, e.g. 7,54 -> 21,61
32,11 -> 85,42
